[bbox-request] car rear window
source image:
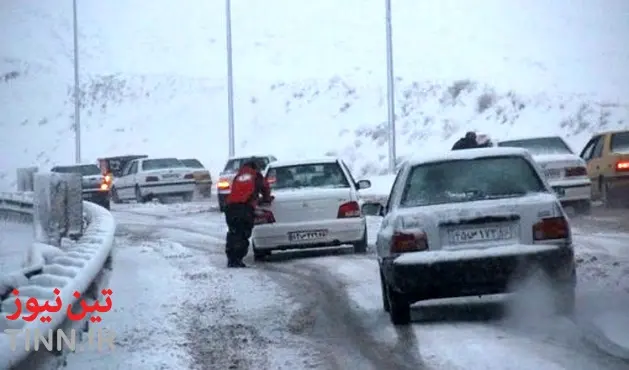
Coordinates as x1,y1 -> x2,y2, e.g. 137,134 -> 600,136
51,164 -> 101,176
610,132 -> 629,153
266,162 -> 349,190
400,156 -> 547,207
142,158 -> 184,171
180,159 -> 204,168
223,157 -> 269,172
497,137 -> 573,155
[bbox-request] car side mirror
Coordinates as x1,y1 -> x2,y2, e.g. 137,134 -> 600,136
356,179 -> 371,190
361,201 -> 384,217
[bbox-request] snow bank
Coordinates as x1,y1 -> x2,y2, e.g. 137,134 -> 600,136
0,192 -> 116,368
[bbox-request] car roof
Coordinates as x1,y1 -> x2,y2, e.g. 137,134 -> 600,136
496,135 -> 564,143
227,154 -> 274,161
52,163 -> 99,168
593,129 -> 629,136
268,157 -> 339,168
406,147 -> 531,166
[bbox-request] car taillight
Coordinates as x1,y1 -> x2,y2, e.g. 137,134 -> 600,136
616,161 -> 629,172
565,166 -> 587,177
337,201 -> 360,218
254,209 -> 275,225
104,173 -> 112,183
146,176 -> 159,182
99,182 -> 109,191
533,217 -> 569,241
390,231 -> 428,254
184,173 -> 194,179
217,178 -> 230,189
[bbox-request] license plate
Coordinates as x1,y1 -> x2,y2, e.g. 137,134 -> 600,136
448,226 -> 514,244
163,174 -> 179,179
288,230 -> 328,242
544,169 -> 561,179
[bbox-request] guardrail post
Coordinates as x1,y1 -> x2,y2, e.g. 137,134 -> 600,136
16,167 -> 38,192
58,172 -> 84,239
33,173 -> 67,246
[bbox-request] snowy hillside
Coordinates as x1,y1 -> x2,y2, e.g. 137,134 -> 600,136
2,0 -> 629,190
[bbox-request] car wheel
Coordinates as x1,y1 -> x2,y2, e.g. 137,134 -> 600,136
379,267 -> 390,312
111,187 -> 122,204
134,185 -> 146,203
353,228 -> 368,254
182,192 -> 194,202
252,242 -> 270,261
386,283 -> 411,325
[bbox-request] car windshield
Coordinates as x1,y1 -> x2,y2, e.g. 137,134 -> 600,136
400,156 -> 547,207
223,157 -> 269,172
498,137 -> 573,155
51,164 -> 101,176
180,159 -> 204,168
266,162 -> 349,190
141,158 -> 184,171
610,132 -> 629,153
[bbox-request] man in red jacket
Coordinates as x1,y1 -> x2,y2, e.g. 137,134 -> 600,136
224,157 -> 273,268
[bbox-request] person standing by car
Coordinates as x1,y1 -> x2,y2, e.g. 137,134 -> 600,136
224,157 -> 273,268
452,131 -> 480,150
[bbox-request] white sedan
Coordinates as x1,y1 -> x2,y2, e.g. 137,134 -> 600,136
362,147 -> 576,325
251,157 -> 372,260
112,157 -> 196,203
497,135 -> 592,214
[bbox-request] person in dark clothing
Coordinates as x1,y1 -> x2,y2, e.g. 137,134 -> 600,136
224,157 -> 273,268
451,131 -> 480,150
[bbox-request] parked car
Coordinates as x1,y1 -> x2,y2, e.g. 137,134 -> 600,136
216,155 -> 277,212
111,157 -> 196,203
98,155 -> 148,203
497,135 -> 591,214
362,147 -> 576,325
179,158 -> 213,198
251,157 -> 371,260
50,164 -> 112,210
579,129 -> 629,207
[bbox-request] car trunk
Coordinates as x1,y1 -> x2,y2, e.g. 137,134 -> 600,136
610,152 -> 629,177
144,168 -> 190,184
533,154 -> 583,181
436,198 -> 550,250
269,188 -> 353,223
82,174 -> 104,191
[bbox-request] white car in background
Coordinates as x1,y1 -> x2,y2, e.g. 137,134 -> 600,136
111,157 -> 196,203
362,147 -> 576,325
497,135 -> 592,214
251,157 -> 372,260
216,155 -> 277,212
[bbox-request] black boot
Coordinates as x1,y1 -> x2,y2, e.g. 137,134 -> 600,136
227,260 -> 238,268
235,260 -> 247,268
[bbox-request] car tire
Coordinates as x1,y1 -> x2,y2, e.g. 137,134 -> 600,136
111,187 -> 122,204
182,192 -> 193,202
252,242 -> 270,261
379,267 -> 390,312
134,185 -> 146,203
386,283 -> 411,325
353,227 -> 368,254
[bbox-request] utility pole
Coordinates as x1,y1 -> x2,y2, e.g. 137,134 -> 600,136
72,0 -> 82,163
385,0 -> 397,173
225,0 -> 235,157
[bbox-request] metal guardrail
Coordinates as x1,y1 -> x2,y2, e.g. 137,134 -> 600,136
0,170 -> 116,369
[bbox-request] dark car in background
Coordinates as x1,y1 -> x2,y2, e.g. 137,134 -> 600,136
217,155 -> 277,212
50,164 -> 112,210
179,158 -> 213,198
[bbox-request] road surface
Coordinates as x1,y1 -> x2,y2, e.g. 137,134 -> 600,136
61,201 -> 629,369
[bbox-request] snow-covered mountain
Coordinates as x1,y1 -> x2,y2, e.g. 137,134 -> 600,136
2,0 -> 628,190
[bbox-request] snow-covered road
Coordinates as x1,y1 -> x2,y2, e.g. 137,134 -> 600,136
0,220 -> 32,274
62,201 -> 629,369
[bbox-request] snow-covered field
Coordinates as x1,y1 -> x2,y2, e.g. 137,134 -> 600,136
0,220 -> 32,273
2,0 -> 629,189
57,195 -> 629,369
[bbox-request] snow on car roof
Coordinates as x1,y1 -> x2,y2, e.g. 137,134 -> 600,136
407,147 -> 531,166
496,134 -> 564,143
268,157 -> 338,168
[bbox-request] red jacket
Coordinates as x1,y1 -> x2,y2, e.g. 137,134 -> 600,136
226,165 -> 272,206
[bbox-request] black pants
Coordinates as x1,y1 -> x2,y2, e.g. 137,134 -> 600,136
224,203 -> 255,263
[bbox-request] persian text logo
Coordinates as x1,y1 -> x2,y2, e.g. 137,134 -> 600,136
4,328 -> 115,353
4,288 -> 113,323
